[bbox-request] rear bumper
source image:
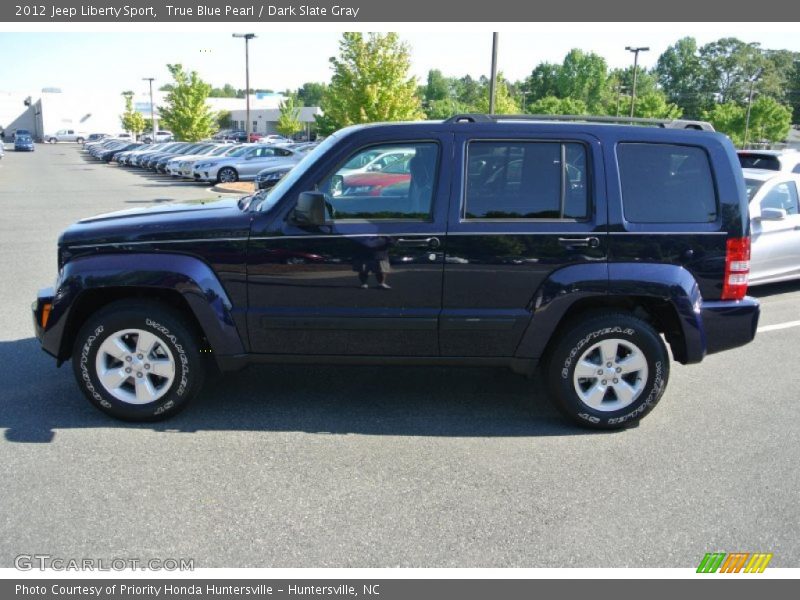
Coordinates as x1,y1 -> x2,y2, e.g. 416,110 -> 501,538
701,296 -> 760,356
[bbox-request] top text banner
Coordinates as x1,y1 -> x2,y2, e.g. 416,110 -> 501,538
4,0 -> 800,22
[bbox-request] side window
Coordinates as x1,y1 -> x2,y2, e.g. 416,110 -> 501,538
316,143 -> 438,221
464,141 -> 589,220
618,143 -> 717,223
760,182 -> 799,215
275,148 -> 293,157
792,164 -> 800,174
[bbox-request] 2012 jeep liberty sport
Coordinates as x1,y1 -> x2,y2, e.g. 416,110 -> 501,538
33,115 -> 760,429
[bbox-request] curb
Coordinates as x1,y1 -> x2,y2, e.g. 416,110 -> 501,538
211,182 -> 256,195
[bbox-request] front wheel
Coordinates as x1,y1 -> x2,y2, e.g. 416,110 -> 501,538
72,300 -> 205,421
76,137 -> 84,144
217,167 -> 238,184
545,313 -> 669,430
48,137 -> 57,144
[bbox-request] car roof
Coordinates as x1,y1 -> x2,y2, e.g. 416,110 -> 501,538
742,168 -> 800,182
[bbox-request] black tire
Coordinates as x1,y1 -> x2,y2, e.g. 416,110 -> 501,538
217,167 -> 238,184
545,313 -> 669,430
76,137 -> 84,144
71,300 -> 205,421
48,137 -> 57,144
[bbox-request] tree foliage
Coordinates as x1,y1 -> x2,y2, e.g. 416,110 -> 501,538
318,32 -> 424,133
119,91 -> 147,137
276,94 -> 303,137
296,82 -> 327,107
158,64 -> 217,142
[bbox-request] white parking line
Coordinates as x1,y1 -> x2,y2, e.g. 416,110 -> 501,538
758,320 -> 800,333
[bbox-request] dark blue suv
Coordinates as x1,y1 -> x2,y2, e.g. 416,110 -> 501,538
32,115 -> 759,428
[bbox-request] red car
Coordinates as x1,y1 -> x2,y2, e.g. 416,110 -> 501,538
335,160 -> 412,196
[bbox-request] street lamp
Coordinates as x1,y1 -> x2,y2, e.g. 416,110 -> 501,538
142,77 -> 155,141
744,69 -> 763,149
232,33 -> 256,142
625,46 -> 650,118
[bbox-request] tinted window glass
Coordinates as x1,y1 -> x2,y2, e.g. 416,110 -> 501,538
760,182 -> 799,215
618,143 -> 717,223
465,142 -> 588,220
316,143 -> 438,220
738,153 -> 780,171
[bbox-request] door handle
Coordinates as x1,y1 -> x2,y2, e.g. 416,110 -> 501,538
397,237 -> 441,249
558,236 -> 600,248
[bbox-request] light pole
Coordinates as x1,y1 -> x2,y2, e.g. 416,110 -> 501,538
142,77 -> 155,141
519,89 -> 528,113
743,69 -> 763,149
615,83 -> 629,117
489,32 -> 499,114
232,33 -> 256,142
625,46 -> 649,118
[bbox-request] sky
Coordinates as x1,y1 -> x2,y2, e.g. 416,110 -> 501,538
0,24 -> 799,97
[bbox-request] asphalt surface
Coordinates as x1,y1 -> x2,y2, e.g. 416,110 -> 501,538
0,143 -> 798,568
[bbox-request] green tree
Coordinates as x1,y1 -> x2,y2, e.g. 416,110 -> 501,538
119,91 -> 146,138
475,73 -> 520,114
423,98 -> 471,120
655,37 -> 706,117
217,110 -> 233,130
276,94 -> 303,137
699,38 -> 763,104
296,82 -> 327,107
703,102 -> 746,146
556,49 -> 609,112
319,32 -> 424,131
525,62 -> 561,103
209,83 -> 238,98
424,69 -> 450,102
529,96 -> 588,115
158,64 -> 217,142
631,92 -> 683,119
748,96 -> 792,143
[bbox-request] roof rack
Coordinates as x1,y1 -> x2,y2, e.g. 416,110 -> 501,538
445,113 -> 714,131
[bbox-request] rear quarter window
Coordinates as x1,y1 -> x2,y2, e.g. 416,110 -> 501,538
618,143 -> 717,223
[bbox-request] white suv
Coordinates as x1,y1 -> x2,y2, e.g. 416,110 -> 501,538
738,149 -> 800,174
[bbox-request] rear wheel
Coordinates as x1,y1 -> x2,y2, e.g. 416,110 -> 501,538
72,300 -> 205,421
76,137 -> 84,144
217,167 -> 238,184
545,313 -> 669,429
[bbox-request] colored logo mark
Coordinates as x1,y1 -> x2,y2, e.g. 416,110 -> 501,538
697,552 -> 773,573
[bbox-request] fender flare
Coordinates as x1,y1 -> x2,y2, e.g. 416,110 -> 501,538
47,253 -> 245,362
514,262 -> 705,364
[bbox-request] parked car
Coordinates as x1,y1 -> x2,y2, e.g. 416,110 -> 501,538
11,128 -> 31,142
85,133 -> 110,144
33,115 -> 759,429
215,129 -> 248,143
172,144 -> 243,178
332,155 -> 412,197
142,130 -> 174,143
192,144 -> 302,183
738,149 -> 800,174
164,144 -> 224,176
255,164 -> 294,190
0,142 -> 4,159
14,134 -> 35,151
743,168 -> 800,285
45,129 -> 87,144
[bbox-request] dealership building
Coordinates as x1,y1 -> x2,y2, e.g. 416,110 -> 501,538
0,88 -> 321,140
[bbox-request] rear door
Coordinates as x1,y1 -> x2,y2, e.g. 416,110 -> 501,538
441,132 -> 608,356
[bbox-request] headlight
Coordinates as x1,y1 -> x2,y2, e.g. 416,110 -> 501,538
196,162 -> 212,169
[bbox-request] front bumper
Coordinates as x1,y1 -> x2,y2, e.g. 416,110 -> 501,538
32,286 -> 58,358
701,296 -> 760,355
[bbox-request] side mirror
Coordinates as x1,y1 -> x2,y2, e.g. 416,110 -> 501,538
758,207 -> 787,221
292,191 -> 330,227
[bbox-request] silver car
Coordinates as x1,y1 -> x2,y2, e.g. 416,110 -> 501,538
174,144 -> 244,178
744,168 -> 800,286
192,144 -> 301,183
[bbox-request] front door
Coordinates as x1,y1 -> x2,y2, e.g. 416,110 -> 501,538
247,137 -> 451,356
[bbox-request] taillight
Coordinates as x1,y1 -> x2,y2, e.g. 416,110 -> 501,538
722,237 -> 750,300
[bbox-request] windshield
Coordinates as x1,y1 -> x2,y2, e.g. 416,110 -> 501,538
225,145 -> 251,158
744,179 -> 767,201
210,145 -> 234,156
258,133 -> 342,213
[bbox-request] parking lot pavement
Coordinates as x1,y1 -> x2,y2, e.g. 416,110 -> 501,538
1,143 -> 798,568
